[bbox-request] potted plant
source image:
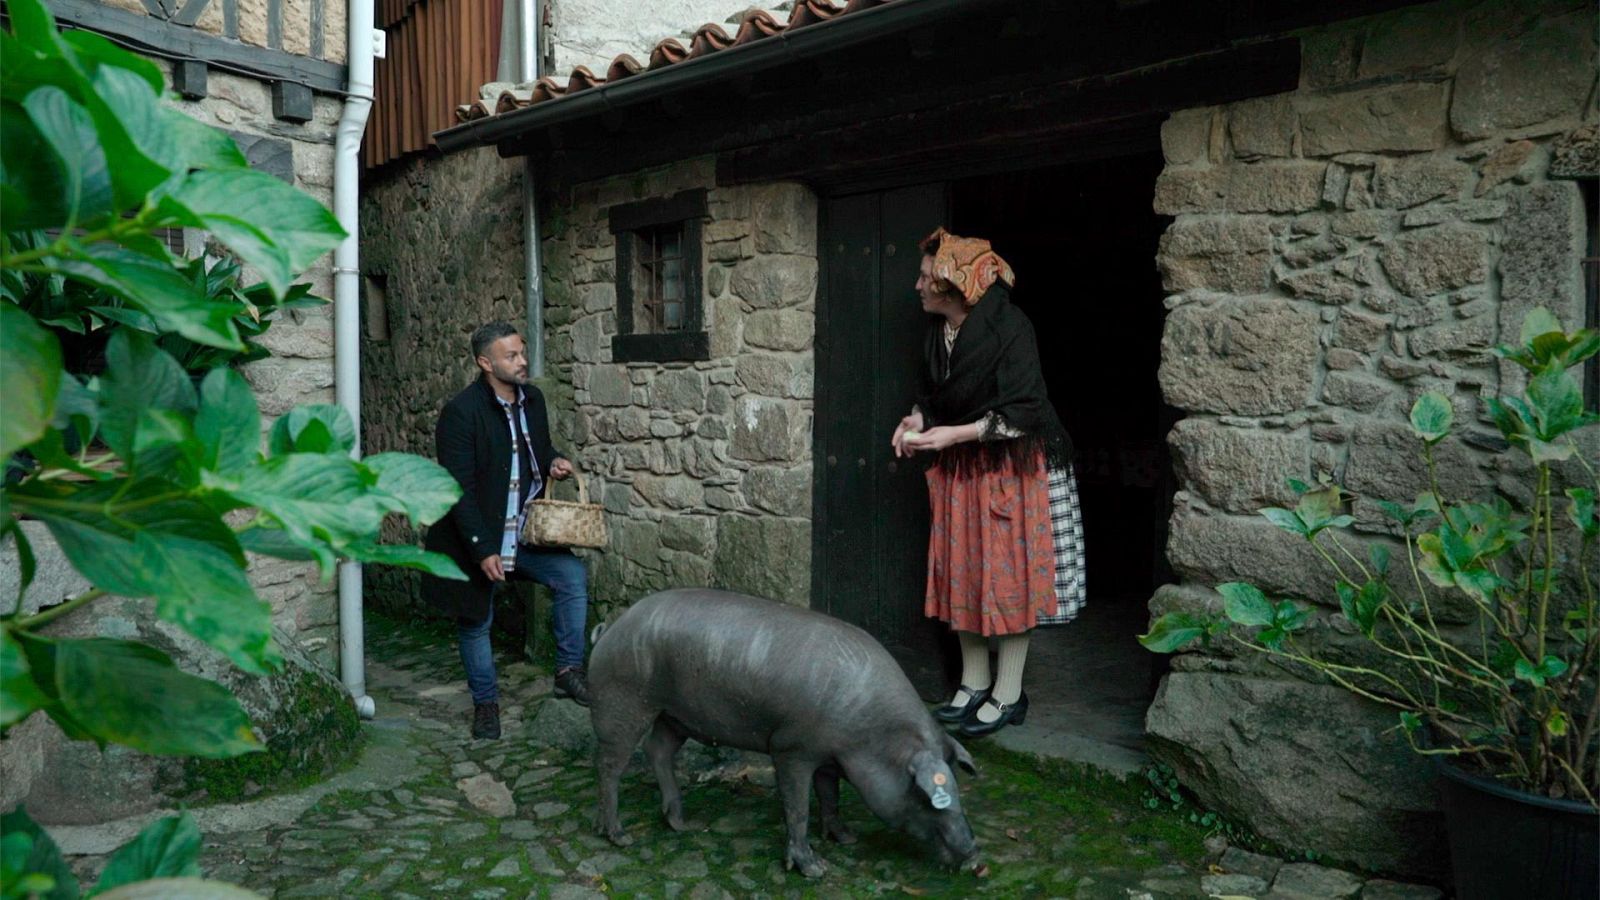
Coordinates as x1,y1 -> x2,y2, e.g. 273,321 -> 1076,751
1140,309 -> 1598,899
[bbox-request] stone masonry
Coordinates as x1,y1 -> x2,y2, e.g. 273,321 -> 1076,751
1146,0 -> 1597,879
360,152 -> 819,617
544,158 -> 818,613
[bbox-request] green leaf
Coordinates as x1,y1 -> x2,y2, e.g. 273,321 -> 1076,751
0,832 -> 58,899
363,452 -> 461,527
1525,367 -> 1584,441
343,541 -> 467,580
91,813 -> 201,894
44,244 -> 243,351
1368,544 -> 1391,575
1,626 -> 49,729
1351,580 -> 1386,635
5,518 -> 39,607
4,0 -> 65,54
97,330 -> 195,462
49,636 -> 260,757
1398,711 -> 1422,733
12,477 -> 247,600
1513,655 -> 1569,689
1408,392 -> 1453,444
1567,488 -> 1598,538
166,169 -> 345,298
1545,709 -> 1569,738
1138,613 -> 1208,654
1518,308 -> 1563,348
0,302 -> 63,462
1529,439 -> 1575,464
1452,568 -> 1501,603
57,29 -> 162,93
1260,507 -> 1308,537
204,454 -> 384,553
195,368 -> 261,475
1285,477 -> 1310,495
1,806 -> 79,900
134,529 -> 282,675
23,85 -> 114,226
1216,582 -> 1274,627
267,405 -> 356,456
234,526 -> 325,565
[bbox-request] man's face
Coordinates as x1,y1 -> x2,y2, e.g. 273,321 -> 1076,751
477,334 -> 528,386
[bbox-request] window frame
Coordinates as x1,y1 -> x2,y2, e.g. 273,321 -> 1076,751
609,189 -> 709,363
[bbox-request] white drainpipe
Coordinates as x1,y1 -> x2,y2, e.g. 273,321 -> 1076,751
333,0 -> 377,719
521,0 -> 544,376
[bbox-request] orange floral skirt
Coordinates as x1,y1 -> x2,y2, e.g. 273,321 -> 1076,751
923,449 -> 1058,636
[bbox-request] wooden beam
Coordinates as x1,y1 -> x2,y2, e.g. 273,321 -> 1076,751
47,0 -> 347,94
717,40 -> 1299,188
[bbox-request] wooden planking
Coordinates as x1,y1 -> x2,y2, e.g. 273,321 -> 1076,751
50,0 -> 345,92
366,0 -> 500,168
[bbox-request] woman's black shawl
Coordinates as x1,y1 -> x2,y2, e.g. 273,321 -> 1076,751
915,284 -> 1073,474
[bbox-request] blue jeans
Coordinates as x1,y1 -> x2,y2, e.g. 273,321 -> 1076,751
456,547 -> 590,705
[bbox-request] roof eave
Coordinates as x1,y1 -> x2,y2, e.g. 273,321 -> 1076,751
432,0 -> 979,155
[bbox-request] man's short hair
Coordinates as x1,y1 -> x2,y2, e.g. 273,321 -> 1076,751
471,321 -> 519,360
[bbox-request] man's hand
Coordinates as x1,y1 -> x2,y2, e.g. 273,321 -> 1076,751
550,457 -> 575,480
480,555 -> 506,582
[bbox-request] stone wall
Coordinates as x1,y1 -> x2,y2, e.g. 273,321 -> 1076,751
543,158 -> 818,612
359,153 -> 818,617
162,58 -> 348,668
1146,0 -> 1597,879
358,147 -> 530,614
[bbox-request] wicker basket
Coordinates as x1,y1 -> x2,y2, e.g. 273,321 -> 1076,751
521,474 -> 608,549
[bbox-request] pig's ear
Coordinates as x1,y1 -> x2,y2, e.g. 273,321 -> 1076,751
945,735 -> 979,778
908,751 -> 957,810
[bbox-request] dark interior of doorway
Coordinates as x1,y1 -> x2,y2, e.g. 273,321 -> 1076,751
948,151 -> 1177,770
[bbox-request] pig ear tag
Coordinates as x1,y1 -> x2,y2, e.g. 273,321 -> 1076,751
928,771 -> 953,809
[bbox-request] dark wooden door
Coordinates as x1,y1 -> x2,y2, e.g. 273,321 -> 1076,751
814,182 -> 950,698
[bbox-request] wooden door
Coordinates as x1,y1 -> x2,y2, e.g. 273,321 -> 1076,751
813,182 -> 951,698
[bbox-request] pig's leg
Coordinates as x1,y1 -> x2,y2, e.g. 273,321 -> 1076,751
645,716 -> 699,832
593,701 -> 654,847
813,764 -> 857,845
775,754 -> 827,877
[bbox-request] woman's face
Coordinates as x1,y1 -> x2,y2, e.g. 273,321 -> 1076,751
917,255 -> 961,316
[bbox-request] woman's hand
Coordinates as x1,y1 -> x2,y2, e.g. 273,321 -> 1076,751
892,411 -> 926,458
549,457 -> 574,479
902,424 -> 976,453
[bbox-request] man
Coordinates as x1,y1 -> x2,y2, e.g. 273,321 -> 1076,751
425,321 -> 593,740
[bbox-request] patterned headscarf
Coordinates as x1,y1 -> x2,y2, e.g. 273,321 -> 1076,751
919,227 -> 1015,306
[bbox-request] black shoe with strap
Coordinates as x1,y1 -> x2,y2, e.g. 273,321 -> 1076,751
554,667 -> 592,707
472,701 -> 501,740
933,684 -> 992,724
958,691 -> 1028,738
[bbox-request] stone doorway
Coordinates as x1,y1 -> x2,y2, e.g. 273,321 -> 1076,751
949,151 -> 1177,771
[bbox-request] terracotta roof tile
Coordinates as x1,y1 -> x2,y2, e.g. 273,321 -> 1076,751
648,37 -> 690,71
452,0 -> 905,123
688,23 -> 736,59
733,9 -> 784,44
606,54 -> 644,82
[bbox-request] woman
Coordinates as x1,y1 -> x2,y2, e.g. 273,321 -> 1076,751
892,227 -> 1086,738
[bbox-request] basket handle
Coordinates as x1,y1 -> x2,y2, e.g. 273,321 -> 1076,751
573,472 -> 589,505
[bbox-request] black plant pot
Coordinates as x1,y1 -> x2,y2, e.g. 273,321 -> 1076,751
1438,761 -> 1598,900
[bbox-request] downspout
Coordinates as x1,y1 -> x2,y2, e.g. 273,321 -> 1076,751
521,0 -> 544,376
334,0 -> 377,718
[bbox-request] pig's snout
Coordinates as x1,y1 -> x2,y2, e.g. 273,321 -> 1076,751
935,816 -> 979,869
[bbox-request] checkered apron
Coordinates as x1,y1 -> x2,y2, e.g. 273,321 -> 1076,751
1036,464 -> 1087,626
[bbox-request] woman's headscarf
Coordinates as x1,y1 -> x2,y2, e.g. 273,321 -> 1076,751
919,227 -> 1015,306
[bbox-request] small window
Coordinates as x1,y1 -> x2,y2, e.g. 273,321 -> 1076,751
610,190 -> 708,363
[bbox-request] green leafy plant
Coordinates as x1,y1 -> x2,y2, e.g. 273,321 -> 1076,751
1141,310 -> 1599,805
2,0 -> 465,891
3,236 -> 328,376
